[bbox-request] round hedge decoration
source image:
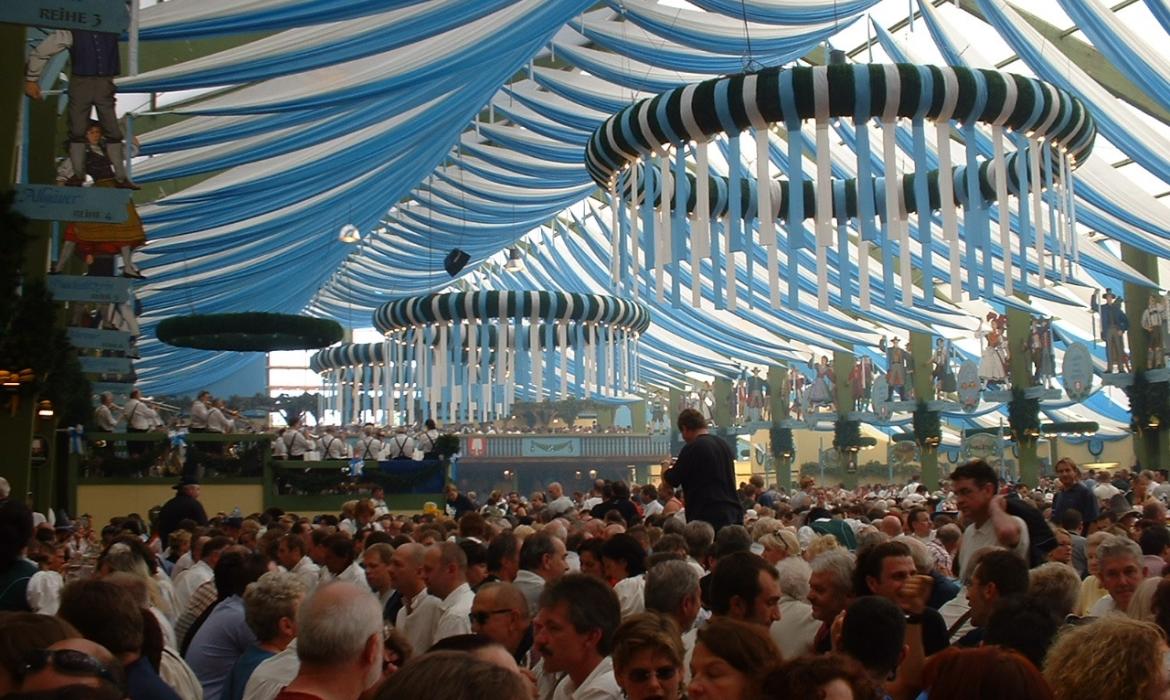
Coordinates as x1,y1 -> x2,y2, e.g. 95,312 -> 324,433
157,313 -> 343,352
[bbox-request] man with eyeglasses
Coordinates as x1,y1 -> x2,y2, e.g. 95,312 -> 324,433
20,639 -> 124,696
470,582 -> 533,666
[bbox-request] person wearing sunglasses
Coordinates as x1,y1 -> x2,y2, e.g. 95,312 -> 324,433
20,639 -> 125,697
469,582 -> 532,666
611,613 -> 686,700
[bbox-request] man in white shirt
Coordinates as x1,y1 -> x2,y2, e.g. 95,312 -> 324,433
1089,534 -> 1146,617
94,392 -> 119,431
643,560 -> 701,680
389,543 -> 442,653
384,426 -> 414,460
581,480 -> 606,512
424,542 -> 475,642
545,482 -> 576,516
173,536 -> 228,611
121,389 -> 151,456
950,460 -> 1030,582
354,424 -> 383,461
242,638 -> 299,700
319,426 -> 349,460
189,391 -> 211,432
206,399 -> 233,434
534,573 -> 622,700
276,533 -> 320,595
515,531 -> 569,616
320,533 -> 365,586
283,422 -> 312,460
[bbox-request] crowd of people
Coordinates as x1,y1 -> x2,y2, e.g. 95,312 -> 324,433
4,409 -> 1170,699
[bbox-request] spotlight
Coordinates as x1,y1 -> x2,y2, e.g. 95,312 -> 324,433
504,247 -> 524,272
338,224 -> 360,243
444,248 -> 470,277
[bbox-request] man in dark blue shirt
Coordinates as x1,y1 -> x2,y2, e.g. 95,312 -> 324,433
662,408 -> 744,532
1052,458 -> 1098,535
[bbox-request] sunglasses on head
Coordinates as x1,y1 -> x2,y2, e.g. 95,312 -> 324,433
468,609 -> 513,626
626,666 -> 678,683
23,649 -> 117,686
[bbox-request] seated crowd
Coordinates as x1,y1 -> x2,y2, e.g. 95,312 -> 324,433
3,456 -> 1170,700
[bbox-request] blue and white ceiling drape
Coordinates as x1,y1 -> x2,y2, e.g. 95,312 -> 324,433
102,0 -> 1167,440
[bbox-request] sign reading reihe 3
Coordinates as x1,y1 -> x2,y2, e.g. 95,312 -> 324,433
0,0 -> 129,33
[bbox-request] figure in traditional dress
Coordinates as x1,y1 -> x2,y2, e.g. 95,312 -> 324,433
849,357 -> 874,411
699,381 -> 715,422
880,337 -> 909,400
1025,317 -> 1056,386
1100,290 -> 1130,373
747,368 -> 767,422
806,355 -> 834,411
1141,293 -> 1168,369
734,370 -> 749,424
977,313 -> 1009,388
932,339 -> 957,396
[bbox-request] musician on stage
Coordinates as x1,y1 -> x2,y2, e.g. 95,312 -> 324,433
189,391 -> 212,432
354,423 -> 384,461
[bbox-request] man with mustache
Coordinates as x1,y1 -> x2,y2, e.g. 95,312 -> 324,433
533,574 -> 622,700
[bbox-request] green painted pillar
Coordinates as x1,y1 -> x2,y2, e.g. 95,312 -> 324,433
767,365 -> 791,489
713,378 -> 732,429
1,25 -> 24,183
2,75 -> 61,513
1122,243 -> 1165,470
668,386 -> 684,452
833,351 -> 858,489
910,332 -> 940,488
596,405 -> 616,429
1007,307 -> 1039,484
630,400 -> 647,434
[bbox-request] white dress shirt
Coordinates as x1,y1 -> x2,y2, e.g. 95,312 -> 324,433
613,575 -> 645,619
321,434 -> 350,459
94,404 -> 119,431
283,430 -> 312,458
433,582 -> 475,642
189,400 -> 210,430
121,398 -> 152,430
173,559 -> 213,613
551,656 -> 622,700
242,639 -> 299,700
384,434 -> 414,459
355,436 -> 383,460
285,556 -> 319,595
770,596 -> 820,660
207,407 -> 231,434
396,590 -> 442,654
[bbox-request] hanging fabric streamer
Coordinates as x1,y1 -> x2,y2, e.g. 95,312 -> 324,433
991,126 -> 1011,295
780,67 -> 803,308
1029,137 -> 1045,288
693,141 -> 711,307
727,134 -> 743,311
853,65 -> 876,310
656,152 -> 671,302
559,320 -> 569,399
610,176 -> 620,286
813,66 -> 833,312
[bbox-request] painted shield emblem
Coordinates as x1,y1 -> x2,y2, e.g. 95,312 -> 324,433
957,360 -> 981,412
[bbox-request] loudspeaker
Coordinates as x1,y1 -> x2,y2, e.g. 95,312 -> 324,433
444,248 -> 470,277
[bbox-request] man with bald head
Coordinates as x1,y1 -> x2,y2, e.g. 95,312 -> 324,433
20,638 -> 125,697
389,542 -> 441,654
274,582 -> 385,700
471,582 -> 533,665
424,542 -> 475,642
546,482 -> 575,516
880,515 -> 905,538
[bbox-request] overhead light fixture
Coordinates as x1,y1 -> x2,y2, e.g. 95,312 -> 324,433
37,400 -> 54,418
504,247 -> 524,272
338,224 -> 360,244
444,248 -> 470,277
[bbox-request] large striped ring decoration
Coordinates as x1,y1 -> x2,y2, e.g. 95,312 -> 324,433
585,63 -> 1094,186
584,63 -> 1097,312
373,291 -> 651,335
312,292 -> 652,427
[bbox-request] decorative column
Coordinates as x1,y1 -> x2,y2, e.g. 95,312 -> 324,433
713,377 -> 732,431
833,350 -> 858,490
910,331 -> 939,488
630,399 -> 647,434
1007,307 -> 1039,484
767,365 -> 791,489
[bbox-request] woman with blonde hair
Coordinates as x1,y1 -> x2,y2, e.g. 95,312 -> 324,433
1044,616 -> 1170,700
1076,530 -> 1111,615
751,518 -> 801,566
611,613 -> 686,700
99,537 -> 176,626
804,534 -> 841,562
